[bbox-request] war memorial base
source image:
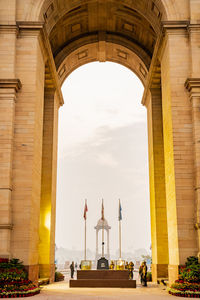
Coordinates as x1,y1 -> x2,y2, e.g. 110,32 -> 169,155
69,270 -> 136,288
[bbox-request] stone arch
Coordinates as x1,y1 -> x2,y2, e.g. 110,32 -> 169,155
57,42 -> 148,87
29,0 -> 170,283
1,0 -> 199,288
17,0 -> 183,24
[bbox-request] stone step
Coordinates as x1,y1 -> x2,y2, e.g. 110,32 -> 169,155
77,270 -> 129,280
70,279 -> 136,288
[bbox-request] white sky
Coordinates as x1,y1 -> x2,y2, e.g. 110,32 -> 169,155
56,62 -> 151,256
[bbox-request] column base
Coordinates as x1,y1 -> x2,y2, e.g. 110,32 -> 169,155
151,264 -> 168,282
24,265 -> 39,283
168,264 -> 179,284
39,264 -> 55,283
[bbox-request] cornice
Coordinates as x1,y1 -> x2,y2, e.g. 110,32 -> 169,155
0,79 -> 22,92
0,24 -> 18,34
17,21 -> 44,37
187,23 -> 200,33
185,78 -> 200,92
162,20 -> 189,30
17,21 -> 44,30
0,22 -> 44,35
162,20 -> 189,36
0,224 -> 13,230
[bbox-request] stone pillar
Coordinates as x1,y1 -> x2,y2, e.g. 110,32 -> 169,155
185,22 -> 200,261
185,79 -> 200,260
0,79 -> 21,258
11,23 -> 45,282
0,3 -> 19,260
39,88 -> 59,282
160,22 -> 197,283
146,87 -> 169,282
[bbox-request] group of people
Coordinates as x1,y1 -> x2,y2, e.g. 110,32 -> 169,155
139,261 -> 148,286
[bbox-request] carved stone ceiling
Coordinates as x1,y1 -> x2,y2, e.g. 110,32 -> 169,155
42,1 -> 162,70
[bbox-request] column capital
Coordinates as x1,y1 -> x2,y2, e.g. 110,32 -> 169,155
188,24 -> 200,33
185,78 -> 200,95
0,79 -> 22,92
17,21 -> 44,37
162,21 -> 189,36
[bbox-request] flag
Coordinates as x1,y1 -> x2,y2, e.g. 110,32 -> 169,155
101,199 -> 104,220
118,199 -> 122,221
83,200 -> 88,220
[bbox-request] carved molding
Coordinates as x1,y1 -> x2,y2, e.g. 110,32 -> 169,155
17,21 -> 44,37
185,78 -> 200,93
0,79 -> 22,92
188,24 -> 200,32
0,224 -> 13,230
162,20 -> 189,30
0,25 -> 18,34
17,21 -> 44,30
162,20 -> 189,36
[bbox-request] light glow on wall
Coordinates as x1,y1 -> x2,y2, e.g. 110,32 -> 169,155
45,212 -> 51,230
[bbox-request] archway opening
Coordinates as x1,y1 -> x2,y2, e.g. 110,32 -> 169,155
55,61 -> 151,271
38,0 -> 170,283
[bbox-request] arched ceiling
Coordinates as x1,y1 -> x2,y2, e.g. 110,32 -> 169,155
57,42 -> 149,87
17,0 -> 187,24
40,0 -> 165,73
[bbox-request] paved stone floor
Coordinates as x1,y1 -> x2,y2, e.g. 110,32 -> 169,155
19,282 -> 174,299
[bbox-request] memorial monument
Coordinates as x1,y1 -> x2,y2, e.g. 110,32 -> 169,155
69,200 -> 136,288
95,218 -> 111,261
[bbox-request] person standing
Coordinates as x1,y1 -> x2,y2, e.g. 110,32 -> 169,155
142,261 -> 148,286
70,261 -> 75,279
128,261 -> 134,280
139,262 -> 143,284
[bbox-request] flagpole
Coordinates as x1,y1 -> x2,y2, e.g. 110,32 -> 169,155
84,199 -> 88,261
119,218 -> 121,259
84,217 -> 86,260
102,199 -> 105,257
119,199 -> 122,259
102,220 -> 104,257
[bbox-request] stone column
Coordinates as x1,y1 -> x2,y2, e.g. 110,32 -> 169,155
39,87 -> 59,282
0,3 -> 19,260
0,79 -> 21,258
160,22 -> 197,283
146,87 -> 169,282
11,23 -> 45,282
185,79 -> 200,260
186,21 -> 200,262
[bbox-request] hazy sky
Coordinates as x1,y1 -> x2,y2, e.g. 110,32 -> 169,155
55,62 -> 151,256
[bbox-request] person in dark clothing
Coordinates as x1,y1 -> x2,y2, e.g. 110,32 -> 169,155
70,261 -> 75,279
139,262 -> 144,284
142,261 -> 148,286
128,261 -> 134,280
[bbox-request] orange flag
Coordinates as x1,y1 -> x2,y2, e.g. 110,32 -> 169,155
83,200 -> 88,220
